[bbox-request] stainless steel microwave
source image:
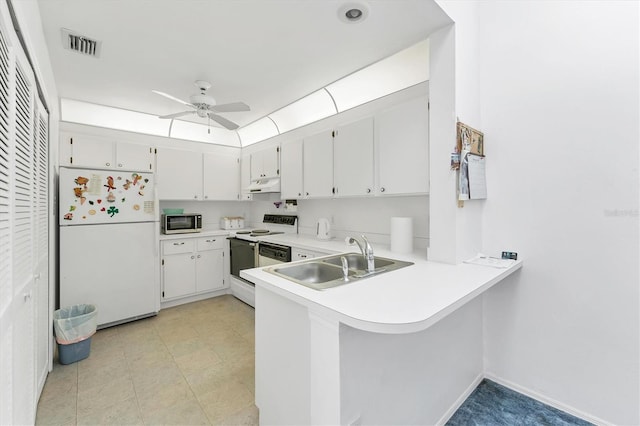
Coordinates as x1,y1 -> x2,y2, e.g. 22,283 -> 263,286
162,213 -> 202,234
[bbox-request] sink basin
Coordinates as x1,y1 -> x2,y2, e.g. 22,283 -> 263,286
265,252 -> 414,290
268,262 -> 354,290
322,253 -> 395,270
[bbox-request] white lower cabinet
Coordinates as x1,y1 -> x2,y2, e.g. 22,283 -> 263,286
162,237 -> 225,301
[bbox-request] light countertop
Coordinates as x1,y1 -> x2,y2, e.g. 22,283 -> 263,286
242,234 -> 522,334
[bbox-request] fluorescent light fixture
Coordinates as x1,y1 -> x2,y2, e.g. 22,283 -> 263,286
268,89 -> 337,134
237,117 -> 279,147
326,39 -> 429,112
169,120 -> 241,147
61,98 -> 170,136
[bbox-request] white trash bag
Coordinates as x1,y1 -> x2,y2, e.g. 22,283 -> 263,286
53,304 -> 98,344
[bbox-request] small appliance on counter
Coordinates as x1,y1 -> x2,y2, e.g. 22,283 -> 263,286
316,218 -> 331,240
162,213 -> 202,234
220,216 -> 245,230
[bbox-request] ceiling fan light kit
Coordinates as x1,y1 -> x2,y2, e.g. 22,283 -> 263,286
152,80 -> 250,130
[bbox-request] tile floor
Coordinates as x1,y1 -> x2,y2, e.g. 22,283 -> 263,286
36,295 -> 258,425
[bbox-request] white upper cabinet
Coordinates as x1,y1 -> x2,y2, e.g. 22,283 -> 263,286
333,117 -> 374,197
63,134 -> 153,171
303,130 -> 333,198
115,142 -> 155,171
156,147 -> 203,200
280,139 -> 304,199
250,146 -> 280,180
203,153 -> 240,200
239,153 -> 253,200
375,97 -> 429,195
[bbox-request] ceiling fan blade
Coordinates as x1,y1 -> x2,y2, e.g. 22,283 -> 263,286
152,90 -> 194,107
208,102 -> 250,113
208,113 -> 239,130
159,110 -> 195,119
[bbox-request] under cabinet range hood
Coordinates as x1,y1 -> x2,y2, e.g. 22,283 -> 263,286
247,177 -> 281,193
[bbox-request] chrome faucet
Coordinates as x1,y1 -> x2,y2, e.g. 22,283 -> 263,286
348,235 -> 375,273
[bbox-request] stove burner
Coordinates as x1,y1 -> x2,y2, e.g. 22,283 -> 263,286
251,229 -> 269,234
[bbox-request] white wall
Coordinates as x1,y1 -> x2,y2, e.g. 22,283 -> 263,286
340,297 -> 483,425
250,195 -> 429,249
429,2 -> 485,264
478,2 -> 639,424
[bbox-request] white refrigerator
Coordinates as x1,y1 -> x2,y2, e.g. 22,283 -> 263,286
59,167 -> 160,328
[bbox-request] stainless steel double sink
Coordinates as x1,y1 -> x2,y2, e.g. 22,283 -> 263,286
265,252 -> 414,290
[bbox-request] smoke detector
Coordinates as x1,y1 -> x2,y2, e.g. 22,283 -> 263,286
61,28 -> 101,58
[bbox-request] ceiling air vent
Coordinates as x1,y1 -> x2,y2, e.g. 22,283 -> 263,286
61,28 -> 101,58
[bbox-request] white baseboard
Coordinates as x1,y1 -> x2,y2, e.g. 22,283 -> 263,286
484,373 -> 610,426
160,288 -> 229,309
436,373 -> 485,426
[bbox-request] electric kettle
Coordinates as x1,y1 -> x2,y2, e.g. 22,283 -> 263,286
316,218 -> 331,240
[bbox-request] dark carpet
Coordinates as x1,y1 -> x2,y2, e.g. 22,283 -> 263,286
446,379 -> 593,426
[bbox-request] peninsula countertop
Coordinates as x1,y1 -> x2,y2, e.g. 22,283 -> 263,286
242,234 -> 522,334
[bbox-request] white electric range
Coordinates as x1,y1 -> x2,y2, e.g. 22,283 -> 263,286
228,214 -> 298,307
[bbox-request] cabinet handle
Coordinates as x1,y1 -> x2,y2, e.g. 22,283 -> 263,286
191,255 -> 195,259
105,162 -> 110,167
366,188 -> 371,193
197,255 -> 201,258
300,254 -> 307,258
298,192 -> 301,196
306,192 -> 309,196
205,239 -> 216,242
194,195 -> 198,199
118,163 -> 123,168
173,242 -> 185,245
380,187 -> 386,193
204,195 -> 208,199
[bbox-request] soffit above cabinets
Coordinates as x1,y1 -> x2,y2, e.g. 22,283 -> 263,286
42,1 -> 450,146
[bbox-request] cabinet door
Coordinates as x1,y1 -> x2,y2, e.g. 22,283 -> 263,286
251,147 -> 280,180
333,117 -> 374,197
196,249 -> 225,292
262,146 -> 280,178
376,97 -> 429,195
239,153 -> 252,200
303,130 -> 333,198
280,139 -> 303,199
116,142 -> 153,172
162,252 -> 196,299
203,153 -> 240,200
69,134 -> 114,169
156,148 -> 203,200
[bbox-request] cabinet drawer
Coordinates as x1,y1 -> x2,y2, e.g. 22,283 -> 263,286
163,239 -> 195,255
196,237 -> 225,251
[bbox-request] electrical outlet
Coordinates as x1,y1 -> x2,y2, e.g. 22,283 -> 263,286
501,251 -> 518,260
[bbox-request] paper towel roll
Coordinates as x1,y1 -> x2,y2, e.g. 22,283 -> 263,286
390,217 -> 413,254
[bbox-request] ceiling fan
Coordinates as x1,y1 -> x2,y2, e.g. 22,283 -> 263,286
152,80 -> 250,130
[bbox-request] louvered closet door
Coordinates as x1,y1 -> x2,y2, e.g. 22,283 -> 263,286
34,98 -> 49,399
0,11 -> 38,423
12,42 -> 36,426
0,17 -> 13,426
